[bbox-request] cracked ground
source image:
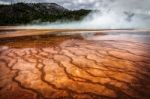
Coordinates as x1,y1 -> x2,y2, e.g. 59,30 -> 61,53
0,30 -> 150,99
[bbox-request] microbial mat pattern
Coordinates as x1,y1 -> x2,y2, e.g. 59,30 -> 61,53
0,38 -> 150,99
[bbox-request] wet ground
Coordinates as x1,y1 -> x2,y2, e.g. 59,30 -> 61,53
0,29 -> 150,99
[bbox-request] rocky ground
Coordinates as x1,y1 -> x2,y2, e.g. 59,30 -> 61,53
0,30 -> 150,99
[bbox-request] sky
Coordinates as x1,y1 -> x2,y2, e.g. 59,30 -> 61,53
0,0 -> 150,11
0,0 -> 150,18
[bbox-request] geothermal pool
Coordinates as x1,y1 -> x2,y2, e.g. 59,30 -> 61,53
0,29 -> 150,99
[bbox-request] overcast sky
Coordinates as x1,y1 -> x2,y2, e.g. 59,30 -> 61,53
0,0 -> 150,12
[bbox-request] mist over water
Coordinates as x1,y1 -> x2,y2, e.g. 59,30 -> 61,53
18,0 -> 150,29
18,10 -> 150,29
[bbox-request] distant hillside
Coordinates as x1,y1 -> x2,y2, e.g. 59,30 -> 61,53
0,3 -> 92,25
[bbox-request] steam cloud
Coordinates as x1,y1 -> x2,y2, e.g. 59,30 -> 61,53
17,0 -> 150,29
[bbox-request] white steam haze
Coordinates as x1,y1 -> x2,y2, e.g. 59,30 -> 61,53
16,0 -> 150,29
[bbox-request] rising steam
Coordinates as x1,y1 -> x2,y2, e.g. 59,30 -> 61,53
17,0 -> 150,29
